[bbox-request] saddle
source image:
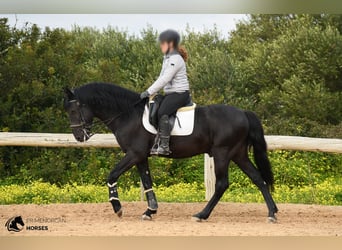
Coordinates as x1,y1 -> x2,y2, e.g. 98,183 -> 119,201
142,94 -> 196,136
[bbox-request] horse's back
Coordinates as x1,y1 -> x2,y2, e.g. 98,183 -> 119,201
194,104 -> 250,142
195,104 -> 248,124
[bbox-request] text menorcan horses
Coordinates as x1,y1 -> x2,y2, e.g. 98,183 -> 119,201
64,83 -> 278,222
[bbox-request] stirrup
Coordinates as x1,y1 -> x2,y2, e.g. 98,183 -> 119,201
150,145 -> 159,155
156,146 -> 171,156
150,134 -> 160,155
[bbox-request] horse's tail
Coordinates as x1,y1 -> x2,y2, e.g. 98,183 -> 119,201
244,111 -> 274,191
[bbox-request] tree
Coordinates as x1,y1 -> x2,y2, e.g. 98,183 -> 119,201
228,14 -> 342,137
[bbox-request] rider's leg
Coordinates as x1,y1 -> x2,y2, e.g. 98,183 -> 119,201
154,91 -> 190,156
157,114 -> 171,155
150,95 -> 164,155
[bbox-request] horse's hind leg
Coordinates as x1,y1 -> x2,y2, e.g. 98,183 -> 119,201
233,153 -> 278,222
137,159 -> 158,220
193,148 -> 230,221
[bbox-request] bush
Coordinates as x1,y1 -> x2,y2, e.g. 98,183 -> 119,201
0,178 -> 341,205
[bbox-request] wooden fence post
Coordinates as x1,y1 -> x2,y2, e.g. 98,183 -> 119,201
204,154 -> 215,201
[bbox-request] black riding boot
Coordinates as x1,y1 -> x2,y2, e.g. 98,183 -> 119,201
156,115 -> 171,155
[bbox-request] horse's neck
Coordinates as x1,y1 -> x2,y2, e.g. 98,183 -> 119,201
94,109 -> 124,132
100,107 -> 142,134
10,220 -> 17,228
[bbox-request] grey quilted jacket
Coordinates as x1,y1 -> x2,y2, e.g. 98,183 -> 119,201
147,51 -> 189,95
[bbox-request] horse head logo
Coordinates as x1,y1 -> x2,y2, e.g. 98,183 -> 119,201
5,216 -> 25,232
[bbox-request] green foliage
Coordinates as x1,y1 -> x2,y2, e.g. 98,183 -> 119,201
0,181 -> 107,204
0,151 -> 341,205
228,14 -> 342,137
183,28 -> 233,104
222,178 -> 342,205
0,178 -> 340,205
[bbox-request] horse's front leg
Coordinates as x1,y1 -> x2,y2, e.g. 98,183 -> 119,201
137,159 -> 158,220
107,153 -> 136,217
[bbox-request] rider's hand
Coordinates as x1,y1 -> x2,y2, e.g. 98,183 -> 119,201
140,91 -> 150,99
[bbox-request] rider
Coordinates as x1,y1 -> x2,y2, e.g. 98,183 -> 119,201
140,29 -> 190,155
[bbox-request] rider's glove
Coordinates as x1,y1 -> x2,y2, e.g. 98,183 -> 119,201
140,91 -> 150,99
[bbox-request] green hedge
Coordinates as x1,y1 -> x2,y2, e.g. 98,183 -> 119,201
0,178 -> 341,205
0,151 -> 341,205
1,151 -> 341,189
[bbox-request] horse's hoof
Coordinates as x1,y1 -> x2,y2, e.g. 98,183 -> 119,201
116,209 -> 123,218
268,216 -> 277,223
192,216 -> 203,222
141,214 -> 152,221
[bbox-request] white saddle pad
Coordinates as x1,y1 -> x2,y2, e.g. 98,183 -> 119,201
142,104 -> 196,136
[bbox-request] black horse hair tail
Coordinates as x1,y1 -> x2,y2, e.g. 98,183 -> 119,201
244,111 -> 274,191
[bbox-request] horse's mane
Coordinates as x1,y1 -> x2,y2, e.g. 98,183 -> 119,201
74,82 -> 144,114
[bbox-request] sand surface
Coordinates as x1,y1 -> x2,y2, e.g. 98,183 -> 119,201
1,202 -> 341,236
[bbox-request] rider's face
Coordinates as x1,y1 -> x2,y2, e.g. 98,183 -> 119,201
160,41 -> 173,54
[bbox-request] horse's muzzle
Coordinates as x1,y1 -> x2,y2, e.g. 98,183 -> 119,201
72,128 -> 92,142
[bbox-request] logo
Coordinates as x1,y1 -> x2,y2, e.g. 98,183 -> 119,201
5,216 -> 25,232
5,215 -> 66,233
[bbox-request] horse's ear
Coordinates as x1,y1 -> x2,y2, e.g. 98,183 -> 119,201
64,87 -> 75,100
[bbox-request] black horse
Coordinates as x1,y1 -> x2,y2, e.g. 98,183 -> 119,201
64,82 -> 278,222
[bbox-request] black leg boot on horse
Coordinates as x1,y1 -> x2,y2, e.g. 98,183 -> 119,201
151,114 -> 171,156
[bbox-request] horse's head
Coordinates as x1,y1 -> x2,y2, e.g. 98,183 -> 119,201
64,87 -> 94,142
5,216 -> 25,232
15,216 -> 24,227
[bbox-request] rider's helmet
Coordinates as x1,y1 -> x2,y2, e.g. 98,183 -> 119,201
159,29 -> 180,47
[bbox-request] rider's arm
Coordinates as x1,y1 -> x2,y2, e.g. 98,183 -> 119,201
147,55 -> 183,95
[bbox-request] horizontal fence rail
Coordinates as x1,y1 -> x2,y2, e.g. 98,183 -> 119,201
1,132 -> 341,201
0,132 -> 119,148
0,132 -> 341,153
265,136 -> 342,153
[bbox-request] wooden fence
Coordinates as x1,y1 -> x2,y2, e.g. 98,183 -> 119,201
1,132 -> 341,200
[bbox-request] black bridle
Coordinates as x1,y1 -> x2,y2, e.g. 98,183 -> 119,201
68,100 -> 94,140
68,98 -> 146,140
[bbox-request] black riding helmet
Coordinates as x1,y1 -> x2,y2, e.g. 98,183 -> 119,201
159,29 -> 180,47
